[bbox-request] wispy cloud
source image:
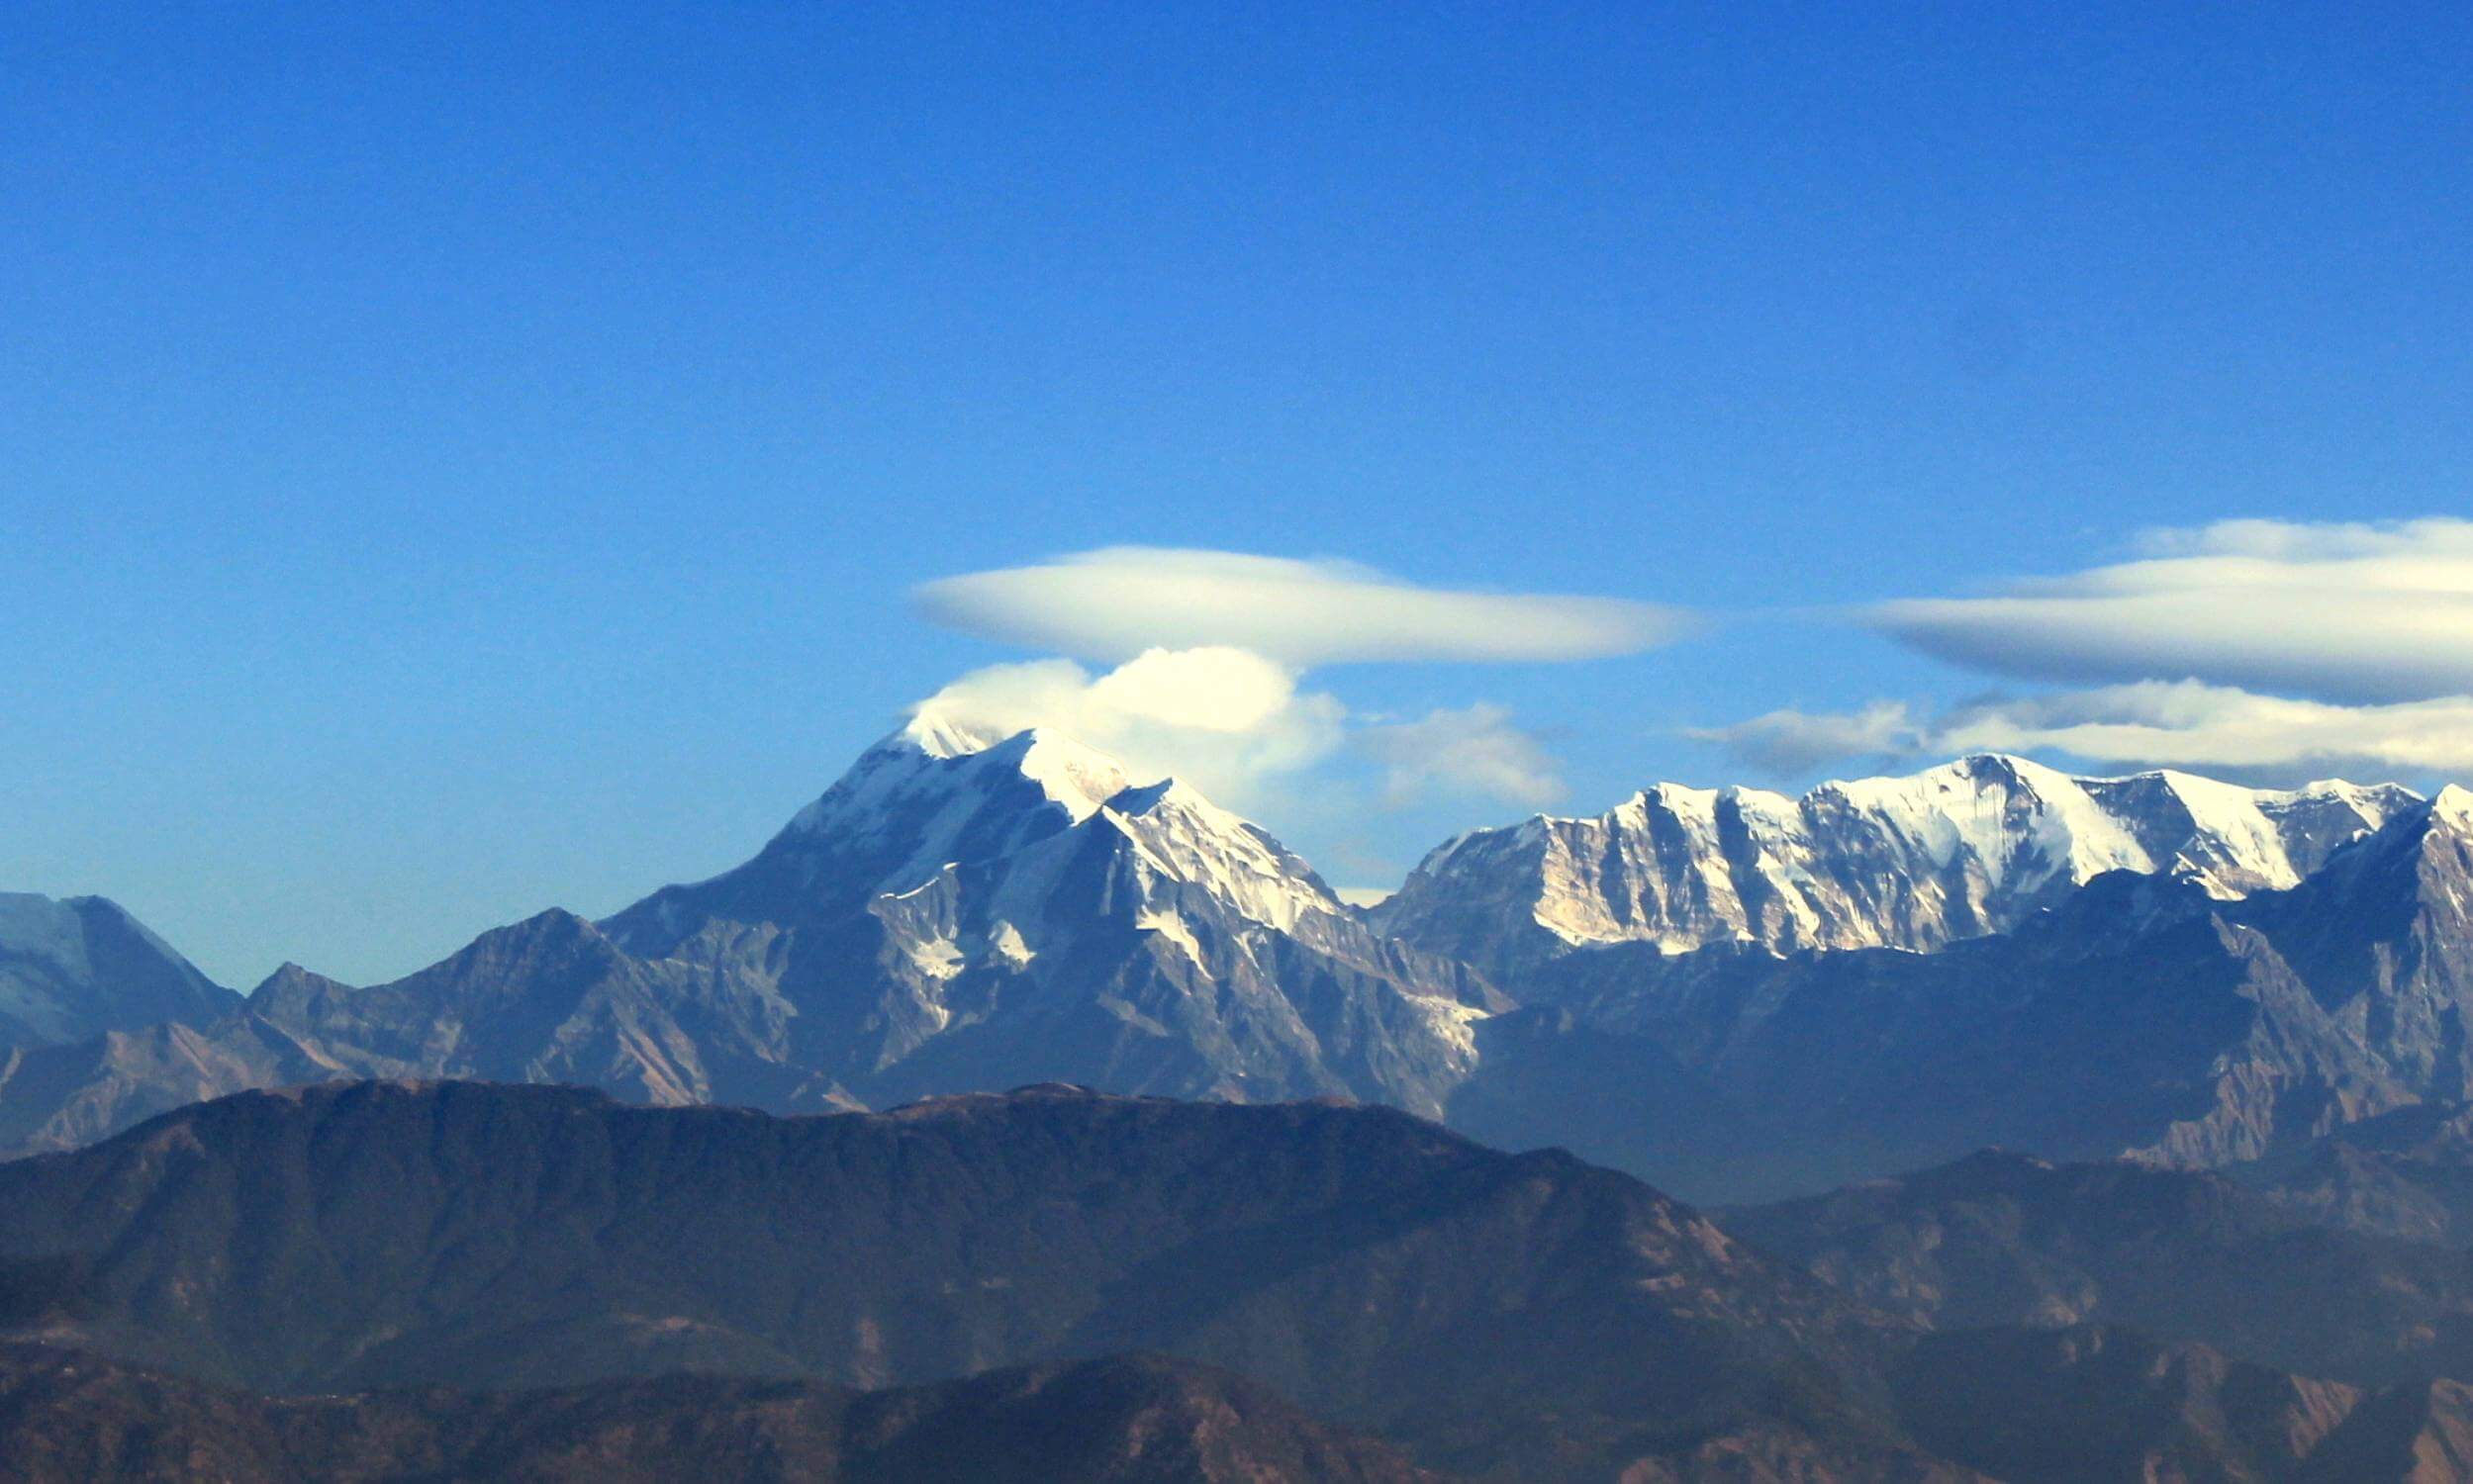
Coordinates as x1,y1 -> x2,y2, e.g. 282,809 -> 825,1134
1360,703 -> 1565,808
915,546 -> 1693,666
1688,700 -> 1920,775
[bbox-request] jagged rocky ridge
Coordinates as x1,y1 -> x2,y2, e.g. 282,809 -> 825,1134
4,727 -> 2471,1208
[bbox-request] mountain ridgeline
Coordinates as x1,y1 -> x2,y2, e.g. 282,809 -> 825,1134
13,724 -> 2473,1480
5,717 -> 2473,1203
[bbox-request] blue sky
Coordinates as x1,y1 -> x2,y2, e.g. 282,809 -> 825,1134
5,3 -> 2469,986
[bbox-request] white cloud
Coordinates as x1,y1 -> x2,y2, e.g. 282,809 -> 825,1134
914,649 -> 1571,814
1360,703 -> 1565,808
1687,700 -> 1920,775
915,546 -> 1692,666
1933,682 -> 2473,775
1700,681 -> 2473,780
913,646 -> 1347,808
1872,517 -> 2473,704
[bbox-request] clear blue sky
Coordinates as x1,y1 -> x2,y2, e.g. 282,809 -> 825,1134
5,3 -> 2468,986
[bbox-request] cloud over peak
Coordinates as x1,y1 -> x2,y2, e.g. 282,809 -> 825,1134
910,647 -> 1347,811
915,546 -> 1691,666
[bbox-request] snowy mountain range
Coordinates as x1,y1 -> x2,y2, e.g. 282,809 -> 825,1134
4,715 -> 2470,1200
1374,753 -> 2420,974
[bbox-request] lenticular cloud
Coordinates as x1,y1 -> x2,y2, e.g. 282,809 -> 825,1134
914,546 -> 1691,666
1870,517 -> 2473,705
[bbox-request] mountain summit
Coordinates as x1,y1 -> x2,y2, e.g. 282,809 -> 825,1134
592,715 -> 1492,1114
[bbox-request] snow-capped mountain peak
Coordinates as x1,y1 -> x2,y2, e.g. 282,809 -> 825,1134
1099,778 -> 1346,935
788,711 -> 1131,841
618,718 -> 1357,954
589,718 -> 1481,1117
1373,755 -> 2424,974
2434,785 -> 2473,830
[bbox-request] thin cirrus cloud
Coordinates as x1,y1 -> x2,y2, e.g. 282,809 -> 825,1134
1360,703 -> 1567,809
1872,517 -> 2473,705
913,546 -> 1693,667
1687,700 -> 1919,776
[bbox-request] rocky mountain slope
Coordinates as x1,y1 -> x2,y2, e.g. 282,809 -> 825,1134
0,1079 -> 1953,1482
0,1344 -> 1444,1484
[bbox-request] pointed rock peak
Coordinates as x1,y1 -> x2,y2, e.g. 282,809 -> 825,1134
790,718 -> 1135,836
250,962 -> 354,996
2433,785 -> 2473,830
462,907 -> 609,956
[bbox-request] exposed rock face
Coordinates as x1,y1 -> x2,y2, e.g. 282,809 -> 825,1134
0,1080 -> 1942,1482
0,1010 -> 344,1158
0,894 -> 236,1050
0,1344 -> 1447,1484
1375,755 -> 2414,976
